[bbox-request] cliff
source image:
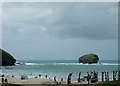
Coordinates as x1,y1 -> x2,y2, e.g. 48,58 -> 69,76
79,53 -> 99,64
0,48 -> 16,66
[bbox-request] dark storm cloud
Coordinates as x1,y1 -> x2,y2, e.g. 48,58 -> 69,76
2,2 -> 118,60
46,3 -> 118,40
2,2 -> 118,40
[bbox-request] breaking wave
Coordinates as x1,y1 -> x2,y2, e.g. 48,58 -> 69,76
52,63 -> 119,66
20,62 -> 119,66
25,63 -> 40,65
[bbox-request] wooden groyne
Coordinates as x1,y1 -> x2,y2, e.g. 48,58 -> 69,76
66,71 -> 120,84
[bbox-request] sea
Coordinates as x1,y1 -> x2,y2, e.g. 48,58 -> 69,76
0,60 -> 119,81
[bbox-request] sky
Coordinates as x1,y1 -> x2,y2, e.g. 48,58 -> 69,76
1,2 -> 118,60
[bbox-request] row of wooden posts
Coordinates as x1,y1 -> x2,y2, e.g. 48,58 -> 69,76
66,71 -> 120,84
43,70 -> 120,84
101,71 -> 120,82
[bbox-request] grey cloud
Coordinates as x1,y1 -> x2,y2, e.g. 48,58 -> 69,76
2,2 -> 118,60
2,2 -> 118,40
46,3 -> 118,40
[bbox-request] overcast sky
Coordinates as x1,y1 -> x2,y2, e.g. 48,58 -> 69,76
1,2 -> 118,60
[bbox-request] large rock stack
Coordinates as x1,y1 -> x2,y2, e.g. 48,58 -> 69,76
79,53 -> 99,64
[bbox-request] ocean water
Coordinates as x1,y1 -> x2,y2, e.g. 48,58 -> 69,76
0,60 -> 119,81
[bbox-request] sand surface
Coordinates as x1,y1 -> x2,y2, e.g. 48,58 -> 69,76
0,77 -> 55,84
0,76 -> 91,85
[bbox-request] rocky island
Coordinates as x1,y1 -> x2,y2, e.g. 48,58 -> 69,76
79,53 -> 99,64
0,48 -> 16,66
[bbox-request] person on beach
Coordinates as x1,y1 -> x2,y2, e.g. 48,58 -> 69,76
87,72 -> 91,84
1,75 -> 4,83
2,75 -> 4,77
54,77 -> 56,82
61,78 -> 63,81
39,74 -> 41,77
4,78 -> 8,83
1,77 -> 4,83
45,75 -> 47,79
93,71 -> 98,82
11,75 -> 14,77
78,72 -> 81,82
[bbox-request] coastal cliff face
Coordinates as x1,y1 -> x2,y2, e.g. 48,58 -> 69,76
0,48 -> 16,66
79,53 -> 99,64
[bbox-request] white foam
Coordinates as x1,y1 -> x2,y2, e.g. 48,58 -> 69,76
25,63 -> 42,65
16,62 -> 119,66
101,63 -> 119,65
52,63 -> 119,66
53,63 -> 96,65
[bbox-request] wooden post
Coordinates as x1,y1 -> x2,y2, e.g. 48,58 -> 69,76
45,75 -> 47,79
118,71 -> 120,80
96,72 -> 98,81
113,71 -> 115,81
107,71 -> 109,81
113,71 -> 117,81
104,71 -> 107,81
78,72 -> 81,82
54,77 -> 56,82
61,78 -> 63,81
102,71 -> 104,82
115,71 -> 117,81
87,72 -> 91,84
67,73 -> 72,85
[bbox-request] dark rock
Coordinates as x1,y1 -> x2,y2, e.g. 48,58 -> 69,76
0,48 -> 16,66
79,53 -> 99,64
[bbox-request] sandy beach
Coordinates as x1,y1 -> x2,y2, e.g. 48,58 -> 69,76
0,77 -> 54,84
0,75 -> 120,86
0,76 -> 90,85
